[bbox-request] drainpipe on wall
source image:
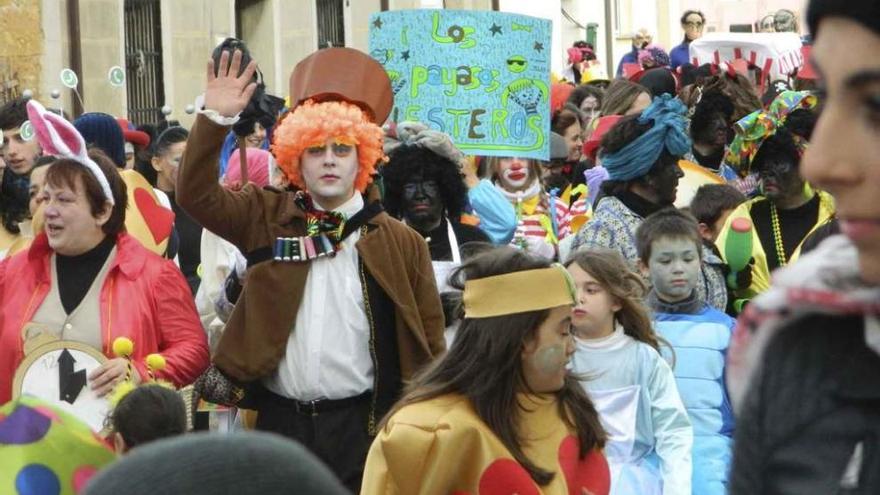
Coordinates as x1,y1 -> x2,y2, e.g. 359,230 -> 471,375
604,0 -> 613,79
67,0 -> 84,117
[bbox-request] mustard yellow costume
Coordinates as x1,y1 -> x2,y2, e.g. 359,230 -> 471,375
361,393 -> 609,495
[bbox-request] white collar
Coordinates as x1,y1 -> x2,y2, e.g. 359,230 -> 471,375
314,193 -> 364,219
575,322 -> 629,351
495,179 -> 542,203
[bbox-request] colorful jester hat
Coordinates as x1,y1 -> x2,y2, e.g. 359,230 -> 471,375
724,90 -> 818,175
0,396 -> 115,495
25,100 -> 114,205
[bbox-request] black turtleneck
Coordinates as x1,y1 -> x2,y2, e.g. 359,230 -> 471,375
56,235 -> 116,314
613,190 -> 665,219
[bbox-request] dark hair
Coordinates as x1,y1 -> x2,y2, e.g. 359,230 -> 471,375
686,73 -> 762,122
637,68 -> 678,98
152,126 -> 189,158
0,97 -> 29,131
382,145 -> 468,220
385,246 -> 606,486
636,208 -> 702,263
567,84 -> 604,110
551,108 -> 581,136
807,0 -> 880,37
600,80 -> 649,116
111,385 -> 187,449
45,148 -> 128,237
681,9 -> 705,24
0,176 -> 27,234
566,249 -> 661,351
751,108 -> 818,173
690,184 -> 746,227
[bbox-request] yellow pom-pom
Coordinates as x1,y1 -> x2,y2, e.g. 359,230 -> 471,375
145,353 -> 166,373
112,337 -> 134,358
109,380 -> 137,406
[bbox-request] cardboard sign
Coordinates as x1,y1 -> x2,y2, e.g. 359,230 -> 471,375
369,9 -> 551,160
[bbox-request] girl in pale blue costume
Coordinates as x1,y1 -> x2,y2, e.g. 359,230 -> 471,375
567,249 -> 692,495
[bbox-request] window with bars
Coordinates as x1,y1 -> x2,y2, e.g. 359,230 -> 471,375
124,0 -> 166,126
316,0 -> 345,48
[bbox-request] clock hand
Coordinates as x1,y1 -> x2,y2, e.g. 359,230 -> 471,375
58,348 -> 88,404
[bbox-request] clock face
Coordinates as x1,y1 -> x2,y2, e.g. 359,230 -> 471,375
14,342 -> 110,433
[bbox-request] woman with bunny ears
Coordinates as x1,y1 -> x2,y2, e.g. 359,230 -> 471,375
0,100 -> 209,405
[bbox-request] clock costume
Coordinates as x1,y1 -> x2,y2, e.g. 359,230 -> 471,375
0,101 -> 209,405
178,47 -> 445,492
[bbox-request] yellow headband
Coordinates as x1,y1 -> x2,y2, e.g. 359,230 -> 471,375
463,265 -> 576,318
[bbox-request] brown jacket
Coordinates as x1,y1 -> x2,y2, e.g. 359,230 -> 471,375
177,115 -> 445,383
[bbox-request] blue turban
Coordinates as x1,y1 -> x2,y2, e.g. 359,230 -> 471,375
602,94 -> 691,181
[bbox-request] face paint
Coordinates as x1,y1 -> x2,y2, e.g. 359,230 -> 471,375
497,157 -> 532,192
757,156 -> 802,202
648,157 -> 684,206
534,343 -> 566,375
402,178 -> 444,233
647,236 -> 701,302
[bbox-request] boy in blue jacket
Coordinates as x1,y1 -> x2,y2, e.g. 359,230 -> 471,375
637,208 -> 736,495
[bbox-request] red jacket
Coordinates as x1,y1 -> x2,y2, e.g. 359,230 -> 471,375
0,232 -> 209,403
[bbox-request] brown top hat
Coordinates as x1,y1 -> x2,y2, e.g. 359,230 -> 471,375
288,47 -> 393,124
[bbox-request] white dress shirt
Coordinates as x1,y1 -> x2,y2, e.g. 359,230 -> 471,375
264,193 -> 374,401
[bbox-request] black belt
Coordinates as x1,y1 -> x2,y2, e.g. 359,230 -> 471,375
262,390 -> 371,416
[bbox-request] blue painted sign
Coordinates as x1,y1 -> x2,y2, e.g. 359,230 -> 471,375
369,9 -> 551,160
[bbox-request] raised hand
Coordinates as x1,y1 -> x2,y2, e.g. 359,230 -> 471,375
204,49 -> 258,118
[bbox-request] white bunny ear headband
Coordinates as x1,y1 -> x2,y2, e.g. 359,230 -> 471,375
26,100 -> 115,205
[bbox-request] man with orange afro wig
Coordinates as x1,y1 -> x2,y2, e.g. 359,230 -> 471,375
177,46 -> 445,492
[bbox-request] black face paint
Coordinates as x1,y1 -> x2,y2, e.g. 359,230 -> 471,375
402,179 -> 444,233
647,154 -> 684,206
757,157 -> 801,201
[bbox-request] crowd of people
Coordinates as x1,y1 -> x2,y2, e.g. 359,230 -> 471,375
1,0 -> 879,494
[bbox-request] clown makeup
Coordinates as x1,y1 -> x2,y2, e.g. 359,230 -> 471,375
299,137 -> 359,210
521,305 -> 575,393
579,96 -> 600,129
496,157 -> 533,192
402,178 -> 444,234
646,236 -> 701,303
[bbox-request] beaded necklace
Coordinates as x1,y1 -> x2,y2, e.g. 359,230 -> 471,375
770,203 -> 787,266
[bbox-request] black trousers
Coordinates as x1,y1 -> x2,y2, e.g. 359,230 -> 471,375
255,391 -> 374,494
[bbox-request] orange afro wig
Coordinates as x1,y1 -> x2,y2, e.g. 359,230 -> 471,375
272,100 -> 386,193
